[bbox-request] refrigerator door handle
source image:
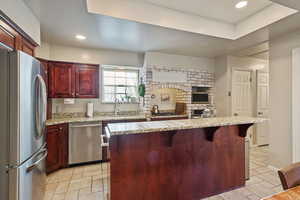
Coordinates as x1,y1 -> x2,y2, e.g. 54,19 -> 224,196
26,149 -> 47,173
35,75 -> 47,138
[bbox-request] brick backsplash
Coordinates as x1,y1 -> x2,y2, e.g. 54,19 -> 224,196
140,65 -> 215,117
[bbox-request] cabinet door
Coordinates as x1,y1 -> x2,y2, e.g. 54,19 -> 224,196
75,64 -> 99,98
46,125 -> 61,173
0,20 -> 21,50
59,124 -> 69,168
21,39 -> 35,56
46,124 -> 68,173
48,62 -> 75,98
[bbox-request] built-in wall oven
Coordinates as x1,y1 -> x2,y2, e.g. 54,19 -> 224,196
69,122 -> 102,165
192,86 -> 210,104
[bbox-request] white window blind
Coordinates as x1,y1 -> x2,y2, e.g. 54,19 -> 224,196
102,66 -> 139,103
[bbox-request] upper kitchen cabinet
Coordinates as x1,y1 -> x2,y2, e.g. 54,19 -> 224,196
21,38 -> 35,56
0,16 -> 37,55
75,64 -> 99,98
0,20 -> 21,50
48,62 -> 75,98
48,61 -> 99,98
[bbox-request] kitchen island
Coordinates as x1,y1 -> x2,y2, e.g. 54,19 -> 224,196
106,117 -> 265,200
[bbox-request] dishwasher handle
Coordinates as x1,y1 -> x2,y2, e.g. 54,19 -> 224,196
70,123 -> 102,128
101,127 -> 111,147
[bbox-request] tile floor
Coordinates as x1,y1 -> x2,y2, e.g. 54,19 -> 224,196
44,146 -> 283,200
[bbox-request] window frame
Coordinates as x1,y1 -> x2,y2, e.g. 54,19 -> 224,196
101,65 -> 140,104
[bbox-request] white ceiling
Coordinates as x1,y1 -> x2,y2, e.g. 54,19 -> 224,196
139,0 -> 272,24
23,0 -> 300,58
270,0 -> 300,10
87,0 -> 297,40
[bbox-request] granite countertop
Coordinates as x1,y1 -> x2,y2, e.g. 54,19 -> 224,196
107,117 -> 267,136
46,115 -> 147,126
46,113 -> 189,126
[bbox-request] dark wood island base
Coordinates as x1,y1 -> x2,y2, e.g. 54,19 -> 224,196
109,124 -> 254,200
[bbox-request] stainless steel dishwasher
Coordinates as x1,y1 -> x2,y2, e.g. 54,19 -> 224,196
69,121 -> 102,165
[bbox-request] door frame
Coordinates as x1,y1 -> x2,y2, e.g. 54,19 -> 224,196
256,70 -> 270,146
292,48 -> 300,162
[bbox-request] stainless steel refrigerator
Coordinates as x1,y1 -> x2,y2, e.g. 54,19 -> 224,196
0,49 -> 47,200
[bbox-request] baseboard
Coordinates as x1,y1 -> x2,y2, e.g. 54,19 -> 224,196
268,165 -> 280,172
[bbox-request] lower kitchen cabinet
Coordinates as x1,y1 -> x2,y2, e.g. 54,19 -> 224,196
46,123 -> 69,174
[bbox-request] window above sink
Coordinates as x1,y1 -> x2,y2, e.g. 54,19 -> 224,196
102,65 -> 139,103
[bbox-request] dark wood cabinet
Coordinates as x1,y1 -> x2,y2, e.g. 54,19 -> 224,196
0,15 -> 37,55
48,62 -> 75,98
21,38 -> 35,56
0,21 -> 21,50
75,64 -> 99,98
48,61 -> 99,98
46,123 -> 68,174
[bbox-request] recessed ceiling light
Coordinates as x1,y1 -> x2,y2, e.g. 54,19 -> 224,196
75,35 -> 86,40
235,1 -> 248,9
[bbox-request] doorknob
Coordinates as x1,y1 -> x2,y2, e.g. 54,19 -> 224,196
258,112 -> 263,115
234,113 -> 238,116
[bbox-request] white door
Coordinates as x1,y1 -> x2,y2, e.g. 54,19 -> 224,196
232,70 -> 252,117
232,70 -> 253,141
256,71 -> 269,146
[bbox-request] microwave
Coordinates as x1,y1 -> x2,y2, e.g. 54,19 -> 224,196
192,92 -> 209,104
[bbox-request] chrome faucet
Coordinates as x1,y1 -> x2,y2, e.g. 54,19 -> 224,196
114,98 -> 121,116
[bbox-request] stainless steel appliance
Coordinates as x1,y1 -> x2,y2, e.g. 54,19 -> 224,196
0,50 -> 47,200
192,86 -> 210,104
245,138 -> 250,180
191,108 -> 216,118
69,122 -> 102,165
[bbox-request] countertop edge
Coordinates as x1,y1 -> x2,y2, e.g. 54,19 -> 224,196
45,115 -> 147,126
45,114 -> 189,126
107,117 -> 267,136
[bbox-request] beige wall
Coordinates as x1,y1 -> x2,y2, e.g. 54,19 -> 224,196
268,30 -> 300,168
36,42 -> 144,66
144,52 -> 215,72
214,56 -> 229,117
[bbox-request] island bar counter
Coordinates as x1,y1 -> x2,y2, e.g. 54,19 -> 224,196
106,117 -> 265,200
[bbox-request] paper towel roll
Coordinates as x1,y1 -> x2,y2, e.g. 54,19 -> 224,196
86,103 -> 94,118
